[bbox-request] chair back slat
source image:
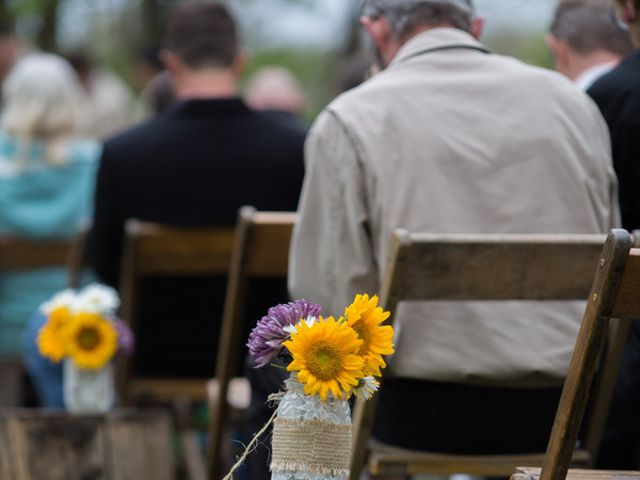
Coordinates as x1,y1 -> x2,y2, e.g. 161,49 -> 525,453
380,232 -> 606,316
125,221 -> 235,275
0,238 -> 72,270
245,212 -> 297,276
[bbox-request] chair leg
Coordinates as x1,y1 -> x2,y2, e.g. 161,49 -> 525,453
174,398 -> 207,480
180,430 -> 208,480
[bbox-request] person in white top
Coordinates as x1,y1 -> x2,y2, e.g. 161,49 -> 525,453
548,0 -> 633,90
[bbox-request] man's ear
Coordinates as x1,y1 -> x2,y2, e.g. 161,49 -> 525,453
232,48 -> 249,78
470,16 -> 485,40
161,49 -> 180,74
546,34 -> 570,75
546,34 -> 563,59
360,15 -> 393,56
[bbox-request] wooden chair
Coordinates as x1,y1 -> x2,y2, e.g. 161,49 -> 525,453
0,230 -> 88,407
206,206 -> 297,480
117,220 -> 238,480
509,230 -> 640,480
0,409 -> 174,479
350,231 -> 630,479
118,219 -> 237,403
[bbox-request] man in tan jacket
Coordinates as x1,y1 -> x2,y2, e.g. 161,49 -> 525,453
289,0 -> 620,455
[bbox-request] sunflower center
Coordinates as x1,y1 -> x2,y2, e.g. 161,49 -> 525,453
77,327 -> 101,352
306,342 -> 343,381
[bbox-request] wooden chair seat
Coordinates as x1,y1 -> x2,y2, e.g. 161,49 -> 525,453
512,467 -> 640,480
369,440 -> 591,477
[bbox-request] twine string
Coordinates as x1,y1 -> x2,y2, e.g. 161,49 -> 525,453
221,392 -> 285,480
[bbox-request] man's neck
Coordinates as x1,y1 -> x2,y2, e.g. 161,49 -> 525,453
174,68 -> 238,100
567,50 -> 622,81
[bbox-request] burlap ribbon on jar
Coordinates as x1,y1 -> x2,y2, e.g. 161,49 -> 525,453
270,417 -> 352,476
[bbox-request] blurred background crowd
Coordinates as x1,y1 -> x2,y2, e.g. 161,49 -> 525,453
0,0 -> 570,127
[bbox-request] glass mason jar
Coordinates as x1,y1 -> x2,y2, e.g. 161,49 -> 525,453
271,374 -> 352,480
63,359 -> 115,413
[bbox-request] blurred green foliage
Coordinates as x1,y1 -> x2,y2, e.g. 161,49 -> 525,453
485,30 -> 554,69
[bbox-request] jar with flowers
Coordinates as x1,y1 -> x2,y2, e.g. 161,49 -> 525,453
225,294 -> 394,480
36,284 -> 133,413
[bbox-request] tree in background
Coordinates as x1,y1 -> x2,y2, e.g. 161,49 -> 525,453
0,0 -> 61,51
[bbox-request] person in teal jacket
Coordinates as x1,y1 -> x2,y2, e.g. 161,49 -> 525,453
0,54 -> 100,365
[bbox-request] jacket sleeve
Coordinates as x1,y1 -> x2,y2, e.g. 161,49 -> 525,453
288,109 -> 378,316
88,142 -> 125,287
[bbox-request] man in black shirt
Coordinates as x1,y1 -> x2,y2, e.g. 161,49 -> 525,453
588,0 -> 640,468
90,2 -> 305,379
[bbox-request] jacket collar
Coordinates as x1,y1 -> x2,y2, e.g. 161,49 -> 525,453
390,27 -> 491,68
166,96 -> 251,118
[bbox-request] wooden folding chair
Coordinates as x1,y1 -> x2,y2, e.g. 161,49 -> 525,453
118,219 -> 237,403
0,230 -> 89,407
510,230 -> 640,480
206,206 -> 297,480
350,230 -> 629,479
117,220 -> 238,480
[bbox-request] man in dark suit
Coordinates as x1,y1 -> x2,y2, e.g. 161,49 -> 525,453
589,0 -> 640,232
90,1 -> 305,379
588,0 -> 640,468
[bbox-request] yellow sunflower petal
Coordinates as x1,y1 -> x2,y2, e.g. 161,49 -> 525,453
344,294 -> 395,377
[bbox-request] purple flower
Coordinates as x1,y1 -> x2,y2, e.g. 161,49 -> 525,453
247,299 -> 321,368
113,318 -> 135,356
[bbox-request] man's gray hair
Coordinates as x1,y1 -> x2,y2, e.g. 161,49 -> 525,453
362,0 -> 475,38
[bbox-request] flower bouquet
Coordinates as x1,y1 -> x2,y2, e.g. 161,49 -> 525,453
242,294 -> 394,480
36,284 -> 133,413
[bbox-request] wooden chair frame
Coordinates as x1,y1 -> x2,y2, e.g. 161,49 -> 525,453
350,230 -> 631,479
118,219 -> 236,403
0,229 -> 89,407
539,230 -> 640,480
206,206 -> 297,480
0,228 -> 87,288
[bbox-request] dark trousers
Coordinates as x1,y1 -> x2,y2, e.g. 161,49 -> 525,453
597,320 -> 640,469
373,378 -> 563,454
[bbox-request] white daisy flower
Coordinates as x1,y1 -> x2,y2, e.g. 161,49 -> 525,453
354,376 -> 380,400
41,289 -> 76,314
283,315 -> 318,335
73,283 -> 120,315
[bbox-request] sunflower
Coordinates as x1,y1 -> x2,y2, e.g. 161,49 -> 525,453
344,294 -> 395,377
283,316 -> 365,401
37,306 -> 73,362
65,312 -> 118,369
